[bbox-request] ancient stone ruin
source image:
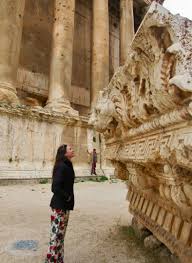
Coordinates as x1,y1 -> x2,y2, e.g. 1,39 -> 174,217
0,0 -> 160,181
0,0 -> 159,181
90,3 -> 192,262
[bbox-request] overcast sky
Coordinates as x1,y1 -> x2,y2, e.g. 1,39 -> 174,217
163,0 -> 192,20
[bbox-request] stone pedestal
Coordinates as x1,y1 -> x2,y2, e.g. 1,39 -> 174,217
0,0 -> 25,104
91,0 -> 109,107
46,0 -> 78,116
120,0 -> 134,65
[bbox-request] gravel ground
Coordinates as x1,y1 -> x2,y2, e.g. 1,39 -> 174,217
0,181 -> 175,263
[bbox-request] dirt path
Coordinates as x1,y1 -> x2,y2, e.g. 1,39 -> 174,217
0,181 -> 174,263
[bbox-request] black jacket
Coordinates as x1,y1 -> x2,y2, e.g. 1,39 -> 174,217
50,159 -> 75,211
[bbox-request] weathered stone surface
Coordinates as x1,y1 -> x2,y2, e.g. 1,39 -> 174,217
1,0 -> 134,179
0,104 -> 93,179
0,0 -> 166,182
45,0 -> 78,115
0,0 -> 25,104
90,3 -> 192,262
120,0 -> 134,65
91,0 -> 109,107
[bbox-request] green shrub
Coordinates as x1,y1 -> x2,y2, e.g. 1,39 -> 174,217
97,176 -> 108,182
39,178 -> 48,184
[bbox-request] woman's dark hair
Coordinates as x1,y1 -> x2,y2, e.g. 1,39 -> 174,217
52,144 -> 67,177
55,144 -> 67,163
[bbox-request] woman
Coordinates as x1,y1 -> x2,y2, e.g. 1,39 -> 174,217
45,144 -> 75,263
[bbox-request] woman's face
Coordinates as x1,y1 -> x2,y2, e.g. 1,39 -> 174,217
65,145 -> 75,160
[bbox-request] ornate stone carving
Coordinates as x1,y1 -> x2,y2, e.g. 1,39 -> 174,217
90,3 -> 192,262
90,2 -> 192,138
113,161 -> 129,181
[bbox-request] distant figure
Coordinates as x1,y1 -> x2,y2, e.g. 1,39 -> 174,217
91,148 -> 97,175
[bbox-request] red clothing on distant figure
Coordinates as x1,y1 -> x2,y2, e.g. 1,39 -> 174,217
91,149 -> 97,175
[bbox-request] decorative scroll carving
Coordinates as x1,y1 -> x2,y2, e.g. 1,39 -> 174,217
90,3 -> 192,262
89,3 -> 192,140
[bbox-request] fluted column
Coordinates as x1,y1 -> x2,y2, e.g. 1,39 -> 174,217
46,0 -> 78,116
0,0 -> 25,104
120,0 -> 134,65
91,0 -> 109,107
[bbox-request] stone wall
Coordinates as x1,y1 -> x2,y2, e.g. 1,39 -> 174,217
0,104 -> 92,179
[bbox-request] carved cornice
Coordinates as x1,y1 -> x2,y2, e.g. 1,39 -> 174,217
90,4 -> 192,261
90,2 -> 192,139
0,103 -> 90,128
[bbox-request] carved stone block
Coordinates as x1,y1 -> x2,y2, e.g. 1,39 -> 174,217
90,3 -> 192,262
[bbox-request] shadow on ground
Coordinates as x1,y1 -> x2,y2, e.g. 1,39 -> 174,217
107,225 -> 178,263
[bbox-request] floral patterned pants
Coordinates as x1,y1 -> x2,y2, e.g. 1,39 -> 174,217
45,209 -> 70,263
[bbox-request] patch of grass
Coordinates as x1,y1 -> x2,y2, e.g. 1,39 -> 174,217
75,176 -> 109,183
88,176 -> 108,182
98,176 -> 108,182
39,178 -> 48,184
118,226 -> 145,247
119,226 -> 139,241
121,226 -> 135,237
117,226 -> 174,263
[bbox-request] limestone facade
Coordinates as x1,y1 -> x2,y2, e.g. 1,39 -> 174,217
0,0 -> 160,180
0,0 -> 155,111
90,3 -> 192,262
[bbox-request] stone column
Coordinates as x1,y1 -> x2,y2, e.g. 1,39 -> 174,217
46,0 -> 78,116
91,0 -> 109,107
120,0 -> 134,65
0,0 -> 25,104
